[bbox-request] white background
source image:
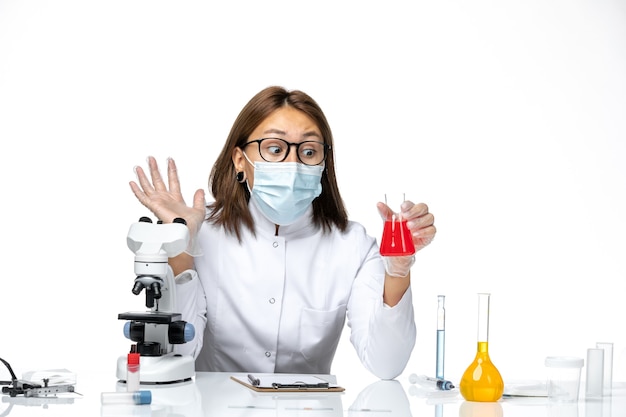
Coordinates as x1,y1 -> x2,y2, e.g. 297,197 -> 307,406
1,0 -> 625,392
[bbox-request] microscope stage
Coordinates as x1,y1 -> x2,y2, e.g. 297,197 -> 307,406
118,311 -> 182,324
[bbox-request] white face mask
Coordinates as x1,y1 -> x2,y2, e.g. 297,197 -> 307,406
245,154 -> 324,225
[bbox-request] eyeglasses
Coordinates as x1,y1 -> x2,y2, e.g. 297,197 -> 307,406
244,137 -> 330,166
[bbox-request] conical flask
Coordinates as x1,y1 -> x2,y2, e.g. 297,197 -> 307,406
459,293 -> 504,402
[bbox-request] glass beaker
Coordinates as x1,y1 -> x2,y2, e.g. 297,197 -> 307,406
379,193 -> 416,256
459,293 -> 504,402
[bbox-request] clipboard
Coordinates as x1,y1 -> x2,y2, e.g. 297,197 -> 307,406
230,374 -> 345,392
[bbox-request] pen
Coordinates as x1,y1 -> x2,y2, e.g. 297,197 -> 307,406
248,374 -> 260,386
409,374 -> 455,391
272,382 -> 330,389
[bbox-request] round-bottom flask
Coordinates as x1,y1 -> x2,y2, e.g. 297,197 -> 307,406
459,293 -> 504,402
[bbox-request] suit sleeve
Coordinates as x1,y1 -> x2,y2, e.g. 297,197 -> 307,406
172,268 -> 208,359
347,239 -> 416,380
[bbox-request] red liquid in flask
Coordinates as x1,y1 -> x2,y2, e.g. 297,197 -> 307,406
380,217 -> 415,256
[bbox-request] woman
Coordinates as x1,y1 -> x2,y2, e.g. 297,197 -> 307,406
130,86 -> 436,380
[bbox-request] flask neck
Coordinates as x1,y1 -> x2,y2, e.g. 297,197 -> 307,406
476,293 -> 490,342
477,341 -> 489,353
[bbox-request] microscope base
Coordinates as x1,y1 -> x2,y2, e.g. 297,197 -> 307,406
116,354 -> 195,385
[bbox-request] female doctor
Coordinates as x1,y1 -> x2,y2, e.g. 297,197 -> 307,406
130,86 -> 436,380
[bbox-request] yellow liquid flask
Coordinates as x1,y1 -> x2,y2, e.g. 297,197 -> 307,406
460,293 -> 504,402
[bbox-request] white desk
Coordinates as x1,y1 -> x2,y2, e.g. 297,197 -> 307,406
1,371 -> 625,416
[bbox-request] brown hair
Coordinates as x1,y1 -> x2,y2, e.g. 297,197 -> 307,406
206,86 -> 348,241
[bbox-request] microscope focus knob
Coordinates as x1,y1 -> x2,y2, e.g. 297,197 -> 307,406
123,321 -> 145,342
169,321 -> 195,344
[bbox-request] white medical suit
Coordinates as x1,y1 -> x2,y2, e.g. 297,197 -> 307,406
174,198 -> 416,380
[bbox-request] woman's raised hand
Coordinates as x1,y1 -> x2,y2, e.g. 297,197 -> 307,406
130,156 -> 206,255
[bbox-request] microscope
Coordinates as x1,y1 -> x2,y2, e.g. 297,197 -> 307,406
116,216 -> 196,384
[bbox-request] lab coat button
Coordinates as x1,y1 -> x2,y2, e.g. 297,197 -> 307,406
269,298 -> 275,304
273,241 -> 279,248
265,351 -> 271,357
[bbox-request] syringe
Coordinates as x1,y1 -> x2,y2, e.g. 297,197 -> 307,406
409,374 -> 455,391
